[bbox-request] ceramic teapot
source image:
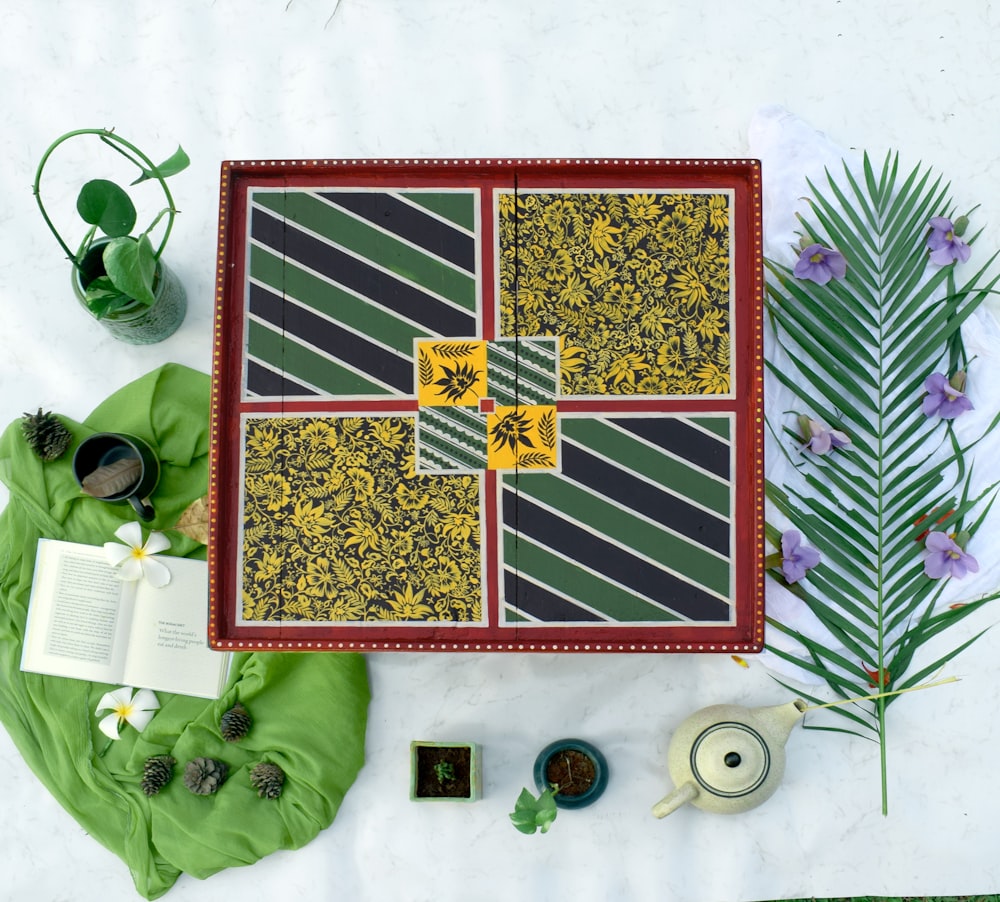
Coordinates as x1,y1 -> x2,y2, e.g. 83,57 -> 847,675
652,699 -> 807,817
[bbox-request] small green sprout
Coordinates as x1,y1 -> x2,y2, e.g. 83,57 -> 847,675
433,761 -> 455,784
509,784 -> 558,834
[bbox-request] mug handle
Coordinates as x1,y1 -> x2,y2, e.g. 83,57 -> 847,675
129,495 -> 156,522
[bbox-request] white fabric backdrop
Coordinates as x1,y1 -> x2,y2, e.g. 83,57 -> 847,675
3,3 -> 1000,900
752,105 -> 1000,683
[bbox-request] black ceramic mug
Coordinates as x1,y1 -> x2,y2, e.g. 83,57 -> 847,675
72,432 -> 160,521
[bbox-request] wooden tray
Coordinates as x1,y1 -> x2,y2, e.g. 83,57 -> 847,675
209,158 -> 764,652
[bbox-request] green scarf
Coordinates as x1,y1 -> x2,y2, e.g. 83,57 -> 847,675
0,364 -> 369,898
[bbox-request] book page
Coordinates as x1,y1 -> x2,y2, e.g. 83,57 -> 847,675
124,555 -> 229,699
21,539 -> 134,684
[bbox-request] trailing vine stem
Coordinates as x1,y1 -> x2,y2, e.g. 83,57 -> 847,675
32,127 -> 178,268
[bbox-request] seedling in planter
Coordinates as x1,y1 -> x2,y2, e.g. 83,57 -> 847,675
509,784 -> 559,834
434,761 -> 455,784
410,741 -> 481,801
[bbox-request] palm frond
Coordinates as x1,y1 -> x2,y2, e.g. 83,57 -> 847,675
764,151 -> 999,815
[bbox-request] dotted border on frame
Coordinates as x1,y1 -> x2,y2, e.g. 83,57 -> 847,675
209,157 -> 766,655
212,640 -> 759,653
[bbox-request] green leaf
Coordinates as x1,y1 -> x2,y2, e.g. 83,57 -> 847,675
889,626 -> 992,703
769,681 -> 873,738
76,179 -> 136,237
83,275 -> 134,318
509,786 -> 558,835
763,631 -> 868,700
130,144 -> 190,185
102,235 -> 157,305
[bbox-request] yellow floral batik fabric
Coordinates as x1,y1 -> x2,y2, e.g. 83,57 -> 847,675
241,416 -> 482,623
498,191 -> 732,396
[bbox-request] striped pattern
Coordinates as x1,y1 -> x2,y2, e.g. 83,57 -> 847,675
486,339 -> 558,406
244,189 -> 478,398
502,414 -> 733,624
417,406 -> 488,471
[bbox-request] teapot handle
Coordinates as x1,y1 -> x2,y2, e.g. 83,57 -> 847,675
652,781 -> 698,818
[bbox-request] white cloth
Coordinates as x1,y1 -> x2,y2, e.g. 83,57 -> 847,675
750,104 -> 1000,682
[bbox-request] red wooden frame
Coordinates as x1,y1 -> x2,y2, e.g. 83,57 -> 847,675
209,158 -> 764,653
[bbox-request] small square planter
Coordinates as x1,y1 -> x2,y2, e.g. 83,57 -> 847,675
410,741 -> 482,802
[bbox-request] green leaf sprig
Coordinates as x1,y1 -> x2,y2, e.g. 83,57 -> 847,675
764,151 -> 1000,815
509,785 -> 558,834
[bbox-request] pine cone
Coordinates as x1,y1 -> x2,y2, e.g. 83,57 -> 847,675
140,755 -> 176,797
183,757 -> 228,795
21,408 -> 72,461
219,703 -> 252,742
250,762 -> 285,800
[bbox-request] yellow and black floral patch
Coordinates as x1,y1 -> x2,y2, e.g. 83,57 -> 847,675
487,406 -> 558,470
240,415 -> 482,624
417,341 -> 488,407
498,191 -> 732,396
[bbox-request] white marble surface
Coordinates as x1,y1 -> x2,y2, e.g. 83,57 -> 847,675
4,1 -> 1000,899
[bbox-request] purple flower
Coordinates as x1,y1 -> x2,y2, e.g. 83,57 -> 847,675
923,531 -> 979,580
921,371 -> 973,420
927,216 -> 971,265
793,244 -> 847,285
798,415 -> 851,455
780,530 -> 821,584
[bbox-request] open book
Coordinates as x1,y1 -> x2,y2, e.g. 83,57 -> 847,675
21,538 -> 229,699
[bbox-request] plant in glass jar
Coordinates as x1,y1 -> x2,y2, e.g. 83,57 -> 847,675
32,128 -> 190,343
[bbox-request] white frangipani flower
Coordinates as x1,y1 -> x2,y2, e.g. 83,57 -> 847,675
95,687 -> 160,740
103,521 -> 172,587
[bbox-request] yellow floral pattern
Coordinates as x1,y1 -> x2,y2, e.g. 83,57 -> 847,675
498,191 -> 732,396
241,416 -> 482,623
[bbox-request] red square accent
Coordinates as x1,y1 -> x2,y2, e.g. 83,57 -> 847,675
479,398 -> 495,414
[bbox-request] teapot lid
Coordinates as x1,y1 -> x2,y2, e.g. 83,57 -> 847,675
689,722 -> 771,798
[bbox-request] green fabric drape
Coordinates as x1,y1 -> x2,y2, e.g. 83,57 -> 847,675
0,364 -> 369,898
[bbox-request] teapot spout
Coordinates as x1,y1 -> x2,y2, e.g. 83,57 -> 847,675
764,698 -> 808,744
652,781 -> 698,818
